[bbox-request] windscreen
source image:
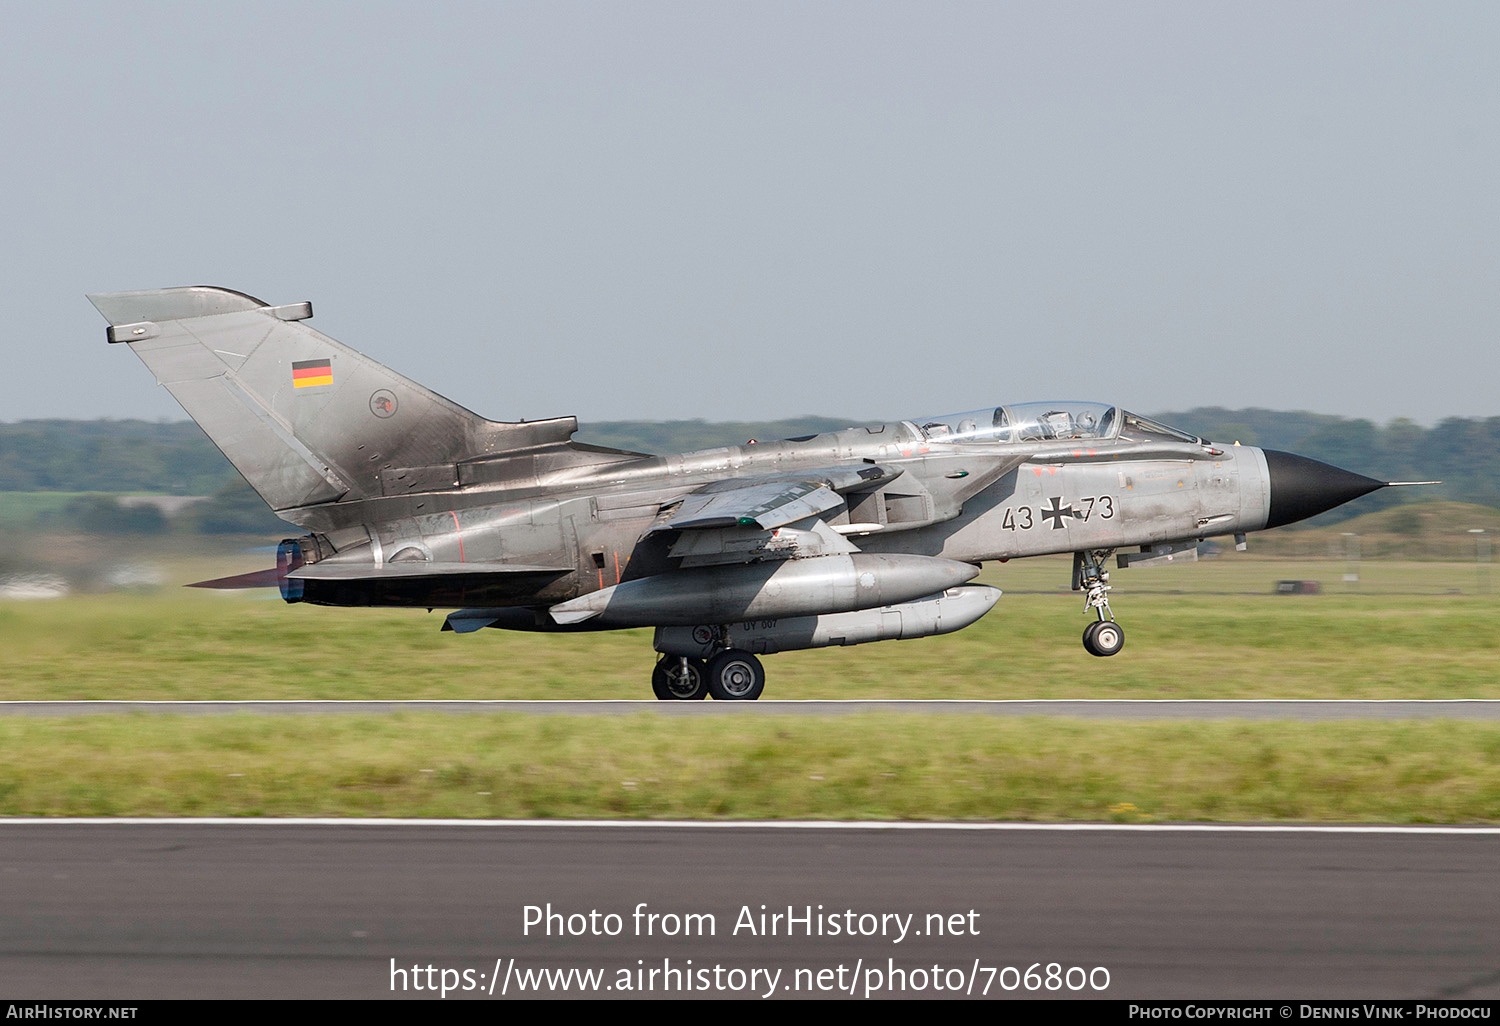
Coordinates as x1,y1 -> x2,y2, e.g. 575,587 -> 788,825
1117,411 -> 1202,444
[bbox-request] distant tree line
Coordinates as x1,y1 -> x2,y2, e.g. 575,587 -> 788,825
2,411 -> 1494,533
31,483 -> 293,536
0,420 -> 233,494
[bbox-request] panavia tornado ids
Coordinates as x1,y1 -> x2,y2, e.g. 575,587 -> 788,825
89,287 -> 1432,700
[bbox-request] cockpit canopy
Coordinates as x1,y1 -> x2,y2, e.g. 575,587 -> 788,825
907,402 -> 1201,446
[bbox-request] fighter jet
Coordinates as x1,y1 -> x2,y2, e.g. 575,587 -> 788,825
89,287 -> 1432,700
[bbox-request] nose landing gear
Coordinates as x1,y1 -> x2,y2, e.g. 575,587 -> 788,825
1073,549 -> 1124,657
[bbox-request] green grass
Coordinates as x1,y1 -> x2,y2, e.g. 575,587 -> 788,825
0,492 -> 99,526
1,714 -> 1497,822
1,557 -> 1497,700
3,556 -> 1494,824
1251,501 -> 1500,560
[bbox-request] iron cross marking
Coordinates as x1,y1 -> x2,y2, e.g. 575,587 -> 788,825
1041,496 -> 1081,530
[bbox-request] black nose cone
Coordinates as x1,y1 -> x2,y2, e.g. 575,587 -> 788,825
1264,450 -> 1386,529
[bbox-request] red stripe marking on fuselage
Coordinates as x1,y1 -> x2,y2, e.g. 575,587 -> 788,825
450,511 -> 465,562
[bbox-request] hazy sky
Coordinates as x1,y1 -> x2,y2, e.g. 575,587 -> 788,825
3,1 -> 1496,427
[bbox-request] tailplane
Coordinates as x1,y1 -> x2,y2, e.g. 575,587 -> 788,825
88,286 -> 576,515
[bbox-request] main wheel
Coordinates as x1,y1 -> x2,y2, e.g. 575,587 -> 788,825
705,650 -> 766,701
652,656 -> 708,700
1083,619 -> 1125,657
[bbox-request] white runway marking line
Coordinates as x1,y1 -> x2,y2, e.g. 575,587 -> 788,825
3,699 -> 1499,706
1,818 -> 1498,835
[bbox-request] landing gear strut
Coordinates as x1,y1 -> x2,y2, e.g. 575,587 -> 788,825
1073,549 -> 1124,657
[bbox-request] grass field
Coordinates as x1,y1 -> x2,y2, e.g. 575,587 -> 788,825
4,553 -> 1496,822
1,714 -> 1497,823
1,556 -> 1495,701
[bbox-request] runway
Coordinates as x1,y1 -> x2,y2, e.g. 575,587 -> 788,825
1,821 -> 1496,999
4,699 -> 1500,718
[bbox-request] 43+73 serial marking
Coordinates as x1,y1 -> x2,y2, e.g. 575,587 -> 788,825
1003,496 -> 1115,532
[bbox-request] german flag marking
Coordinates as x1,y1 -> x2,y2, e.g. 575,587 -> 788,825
292,359 -> 333,388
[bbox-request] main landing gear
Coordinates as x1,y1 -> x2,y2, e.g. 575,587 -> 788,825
1074,549 -> 1125,657
651,656 -> 708,700
652,650 -> 767,701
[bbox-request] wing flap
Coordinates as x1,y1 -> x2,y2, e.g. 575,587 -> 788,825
656,481 -> 844,532
650,464 -> 900,534
667,518 -> 859,567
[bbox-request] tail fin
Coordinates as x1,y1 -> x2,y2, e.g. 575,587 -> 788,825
88,287 -> 576,514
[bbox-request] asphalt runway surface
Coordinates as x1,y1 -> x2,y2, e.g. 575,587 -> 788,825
2,822 -> 1497,1000
4,699 -> 1500,719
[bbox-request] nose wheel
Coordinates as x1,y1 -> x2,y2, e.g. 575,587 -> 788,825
1083,619 -> 1125,657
